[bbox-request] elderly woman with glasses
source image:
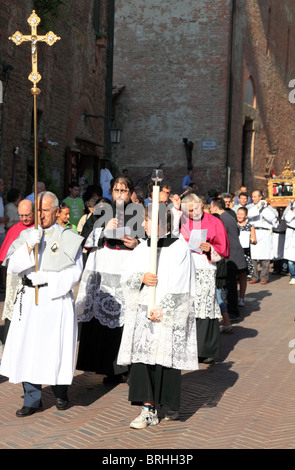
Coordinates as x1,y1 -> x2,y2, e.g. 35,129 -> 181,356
75,176 -> 144,384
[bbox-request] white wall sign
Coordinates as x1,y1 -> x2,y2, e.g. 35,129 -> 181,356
201,140 -> 217,151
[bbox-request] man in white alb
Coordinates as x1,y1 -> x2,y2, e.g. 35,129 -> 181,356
247,190 -> 278,284
0,191 -> 83,417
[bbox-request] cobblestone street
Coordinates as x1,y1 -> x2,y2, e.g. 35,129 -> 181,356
0,271 -> 294,452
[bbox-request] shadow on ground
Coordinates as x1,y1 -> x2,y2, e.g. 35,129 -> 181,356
0,371 -> 120,412
241,290 -> 272,318
179,361 -> 238,422
59,371 -> 122,409
176,312 -> 261,423
220,325 -> 258,361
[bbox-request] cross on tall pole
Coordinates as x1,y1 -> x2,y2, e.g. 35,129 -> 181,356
9,10 -> 60,304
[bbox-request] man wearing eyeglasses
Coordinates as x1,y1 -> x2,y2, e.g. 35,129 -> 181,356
0,199 -> 35,352
0,199 -> 35,261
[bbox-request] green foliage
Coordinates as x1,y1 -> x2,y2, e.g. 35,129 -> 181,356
96,31 -> 107,39
33,0 -> 68,31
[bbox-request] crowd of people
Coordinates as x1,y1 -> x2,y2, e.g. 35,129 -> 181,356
0,174 -> 294,429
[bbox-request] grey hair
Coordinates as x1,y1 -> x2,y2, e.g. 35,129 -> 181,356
181,193 -> 202,216
182,193 -> 201,204
38,191 -> 59,210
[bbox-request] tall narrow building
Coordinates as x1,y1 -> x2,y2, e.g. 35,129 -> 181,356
112,0 -> 295,197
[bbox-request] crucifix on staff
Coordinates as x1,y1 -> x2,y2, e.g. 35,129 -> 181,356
9,10 -> 60,304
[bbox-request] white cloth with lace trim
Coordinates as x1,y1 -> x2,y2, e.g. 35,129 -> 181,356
1,273 -> 20,321
76,227 -> 131,328
117,238 -> 198,371
191,250 -> 222,320
179,231 -> 222,320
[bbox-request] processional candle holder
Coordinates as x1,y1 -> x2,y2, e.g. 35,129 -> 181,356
148,169 -> 164,314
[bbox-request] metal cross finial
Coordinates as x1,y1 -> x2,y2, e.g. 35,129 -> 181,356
8,10 -> 61,305
9,10 -> 60,95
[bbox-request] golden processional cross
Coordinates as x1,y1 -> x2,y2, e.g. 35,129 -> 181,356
9,10 -> 60,304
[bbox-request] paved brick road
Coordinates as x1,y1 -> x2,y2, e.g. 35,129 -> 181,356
0,271 -> 295,450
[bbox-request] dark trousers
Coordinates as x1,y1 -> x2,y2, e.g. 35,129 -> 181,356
22,382 -> 68,408
196,318 -> 221,359
2,319 -> 10,345
77,318 -> 127,376
128,363 -> 181,411
252,259 -> 270,282
226,260 -> 239,315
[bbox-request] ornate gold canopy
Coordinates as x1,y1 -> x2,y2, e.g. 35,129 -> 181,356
267,161 -> 295,207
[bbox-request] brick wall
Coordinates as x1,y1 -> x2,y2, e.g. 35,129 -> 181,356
113,0 -> 295,199
3,1 -> 293,203
112,0 -> 232,197
221,0 -> 295,196
0,0 -> 108,200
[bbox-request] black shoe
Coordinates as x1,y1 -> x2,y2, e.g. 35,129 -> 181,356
198,356 -> 215,364
203,357 -> 215,364
103,374 -> 125,384
229,313 -> 239,321
56,398 -> 69,410
16,406 -> 40,417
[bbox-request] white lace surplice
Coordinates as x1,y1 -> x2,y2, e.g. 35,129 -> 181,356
175,231 -> 222,320
76,228 -> 131,328
117,239 -> 198,371
1,273 -> 20,321
191,250 -> 222,320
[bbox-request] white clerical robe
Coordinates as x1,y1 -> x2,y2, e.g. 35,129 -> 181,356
272,218 -> 287,260
248,202 -> 278,260
0,227 -> 83,385
117,237 -> 198,371
283,205 -> 295,262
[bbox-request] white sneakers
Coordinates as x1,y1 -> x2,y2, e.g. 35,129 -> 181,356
130,405 -> 159,429
238,299 -> 245,307
289,279 -> 295,285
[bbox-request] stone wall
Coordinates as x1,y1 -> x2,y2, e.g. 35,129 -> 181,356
0,0 -> 109,200
229,0 -> 295,197
112,0 -> 232,197
113,0 -> 295,199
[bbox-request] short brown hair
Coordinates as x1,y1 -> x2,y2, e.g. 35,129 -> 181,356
237,206 -> 248,215
145,203 -> 172,234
